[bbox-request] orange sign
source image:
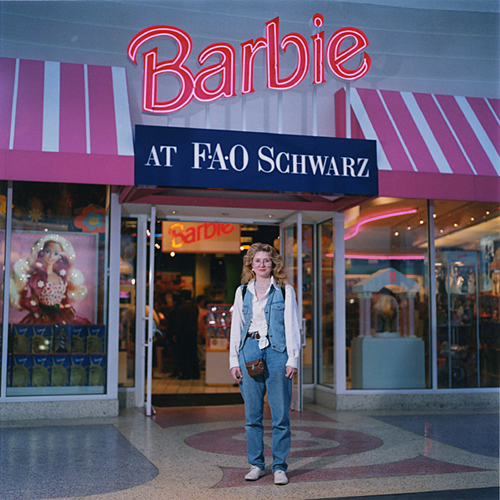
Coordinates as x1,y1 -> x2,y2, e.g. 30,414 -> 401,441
162,221 -> 241,253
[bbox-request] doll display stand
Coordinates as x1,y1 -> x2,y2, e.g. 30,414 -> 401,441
351,268 -> 425,389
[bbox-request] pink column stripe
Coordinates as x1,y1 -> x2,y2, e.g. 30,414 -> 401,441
0,58 -> 16,149
14,59 -> 44,151
488,98 -> 500,121
3,150 -> 134,185
381,89 -> 439,173
59,63 -> 86,154
357,88 -> 414,172
436,94 -> 497,176
87,65 -> 117,155
414,92 -> 473,175
467,97 -> 500,156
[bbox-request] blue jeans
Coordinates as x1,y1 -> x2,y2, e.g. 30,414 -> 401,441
239,337 -> 292,472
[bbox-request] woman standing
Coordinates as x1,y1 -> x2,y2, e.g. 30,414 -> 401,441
229,242 -> 301,485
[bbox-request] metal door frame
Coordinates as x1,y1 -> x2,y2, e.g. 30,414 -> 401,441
280,213 -> 305,412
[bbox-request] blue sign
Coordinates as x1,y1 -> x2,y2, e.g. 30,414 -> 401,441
134,125 -> 378,196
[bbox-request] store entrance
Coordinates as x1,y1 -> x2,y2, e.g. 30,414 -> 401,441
118,204 -> 330,412
118,210 -> 282,410
149,221 -> 280,408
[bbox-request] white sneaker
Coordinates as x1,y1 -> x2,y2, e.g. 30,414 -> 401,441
274,469 -> 289,485
245,466 -> 265,481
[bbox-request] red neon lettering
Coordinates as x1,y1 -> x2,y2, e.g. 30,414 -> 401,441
184,226 -> 197,244
222,223 -> 236,235
129,15 -> 370,113
327,27 -> 371,81
204,223 -> 218,240
168,223 -> 185,248
311,14 -> 325,85
241,38 -> 267,95
266,17 -> 309,90
195,43 -> 236,102
169,222 -> 236,249
389,271 -> 397,283
128,25 -> 195,113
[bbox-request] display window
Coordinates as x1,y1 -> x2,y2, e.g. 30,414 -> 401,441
281,221 -> 314,389
119,218 -> 138,388
433,200 -> 500,388
344,198 -> 431,390
302,224 -> 314,385
318,220 -> 334,387
5,182 -> 109,396
0,182 -> 7,395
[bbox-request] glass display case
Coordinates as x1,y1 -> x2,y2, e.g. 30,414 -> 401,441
205,304 -> 233,385
436,250 -> 479,388
206,304 -> 231,351
4,182 -> 110,397
8,323 -> 107,395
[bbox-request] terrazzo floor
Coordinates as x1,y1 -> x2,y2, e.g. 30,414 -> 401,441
0,403 -> 498,500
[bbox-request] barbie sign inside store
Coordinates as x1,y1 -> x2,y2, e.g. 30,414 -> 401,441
128,13 -> 371,113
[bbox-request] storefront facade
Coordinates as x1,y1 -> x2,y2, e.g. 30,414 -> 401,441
0,1 -> 498,420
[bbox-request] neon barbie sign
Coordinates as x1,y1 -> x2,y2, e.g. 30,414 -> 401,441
128,13 -> 371,113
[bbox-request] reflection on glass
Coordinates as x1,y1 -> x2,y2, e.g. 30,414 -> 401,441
283,225 -> 297,287
119,219 -> 137,388
345,198 -> 430,390
302,224 -> 313,385
319,221 -> 334,387
0,181 -> 6,394
434,200 -> 500,388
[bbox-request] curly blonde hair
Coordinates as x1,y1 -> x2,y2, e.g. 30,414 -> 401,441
241,242 -> 288,287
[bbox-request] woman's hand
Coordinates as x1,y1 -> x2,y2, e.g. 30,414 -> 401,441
231,366 -> 243,382
285,366 -> 298,379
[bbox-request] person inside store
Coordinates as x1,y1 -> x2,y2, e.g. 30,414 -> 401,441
229,242 -> 301,486
173,289 -> 200,380
196,295 -> 208,371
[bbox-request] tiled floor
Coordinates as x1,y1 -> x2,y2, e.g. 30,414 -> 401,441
1,401 -> 498,500
151,369 -> 240,395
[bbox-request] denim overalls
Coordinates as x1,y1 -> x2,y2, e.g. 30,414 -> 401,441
238,284 -> 292,473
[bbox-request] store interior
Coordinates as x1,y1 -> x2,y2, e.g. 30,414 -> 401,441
117,198 -> 500,405
119,219 -> 281,402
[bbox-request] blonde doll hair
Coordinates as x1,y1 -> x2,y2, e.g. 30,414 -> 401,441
10,234 -> 87,309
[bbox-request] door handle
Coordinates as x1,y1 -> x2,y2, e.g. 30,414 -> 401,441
301,318 -> 307,347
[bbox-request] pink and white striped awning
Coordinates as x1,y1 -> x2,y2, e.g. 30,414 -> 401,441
0,57 -> 134,185
335,88 -> 500,202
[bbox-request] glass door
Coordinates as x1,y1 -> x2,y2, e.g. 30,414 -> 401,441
145,207 -> 156,415
280,213 -> 305,411
118,212 -> 156,414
